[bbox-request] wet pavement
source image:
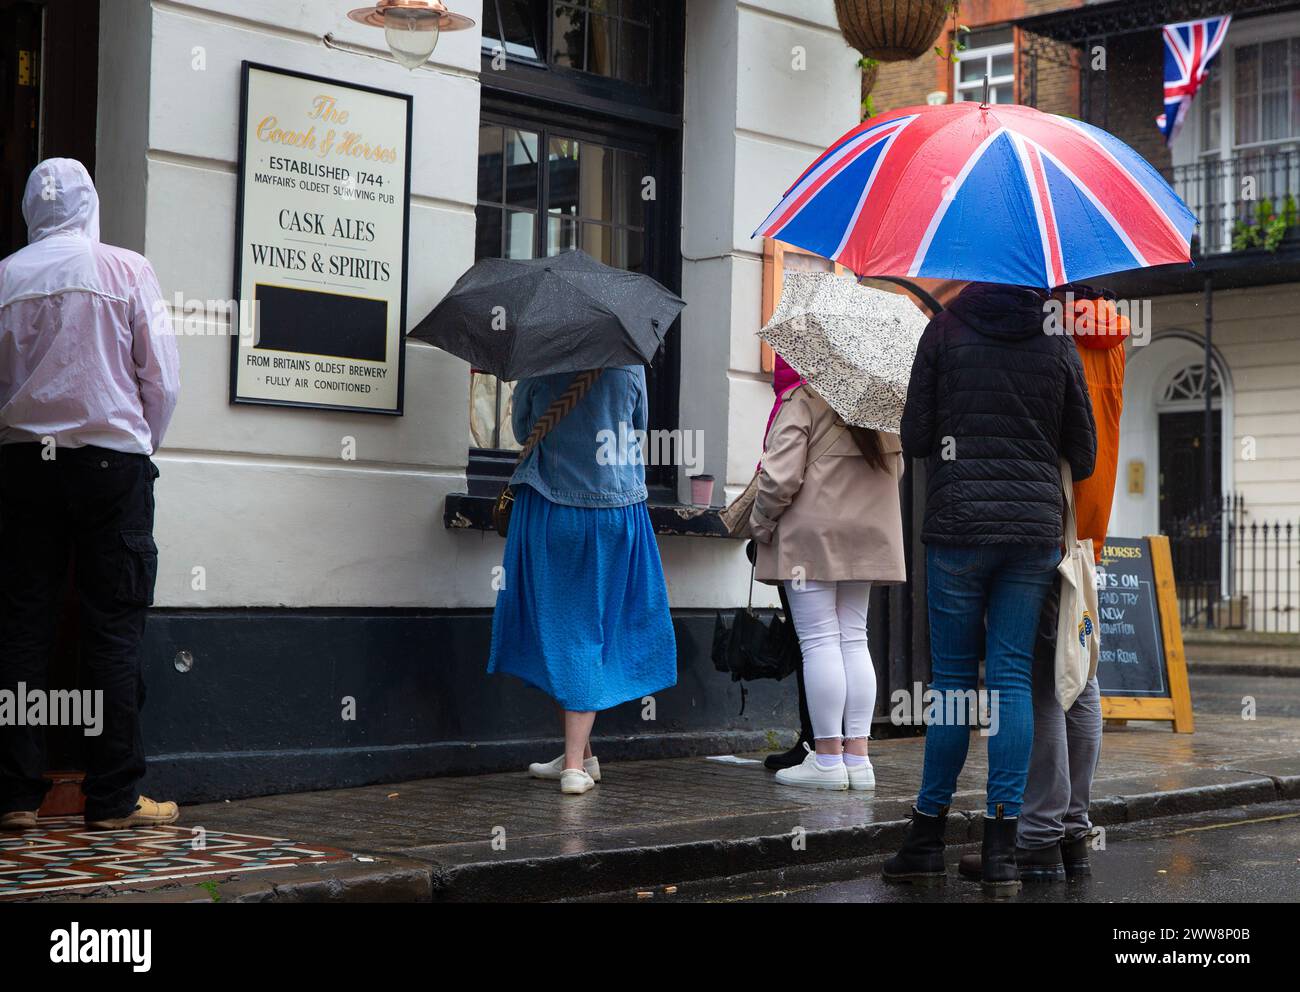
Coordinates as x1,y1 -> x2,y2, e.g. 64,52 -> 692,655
607,800 -> 1300,904
13,672 -> 1300,902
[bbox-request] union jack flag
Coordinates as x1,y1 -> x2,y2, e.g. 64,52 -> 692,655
1158,15 -> 1231,144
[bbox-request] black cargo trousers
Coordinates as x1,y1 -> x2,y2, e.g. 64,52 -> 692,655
0,442 -> 159,820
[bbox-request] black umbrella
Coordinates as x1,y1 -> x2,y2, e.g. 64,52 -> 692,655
408,250 -> 685,379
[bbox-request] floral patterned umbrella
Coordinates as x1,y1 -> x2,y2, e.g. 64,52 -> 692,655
758,271 -> 927,433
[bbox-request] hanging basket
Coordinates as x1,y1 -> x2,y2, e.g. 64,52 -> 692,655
834,0 -> 950,62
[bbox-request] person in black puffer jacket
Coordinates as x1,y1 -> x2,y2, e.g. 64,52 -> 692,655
883,282 -> 1097,895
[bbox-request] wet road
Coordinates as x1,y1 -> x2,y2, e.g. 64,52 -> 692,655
1188,671 -> 1300,720
712,802 -> 1298,903
590,800 -> 1300,903
579,673 -> 1300,904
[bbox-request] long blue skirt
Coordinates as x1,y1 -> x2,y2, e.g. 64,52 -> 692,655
488,485 -> 678,712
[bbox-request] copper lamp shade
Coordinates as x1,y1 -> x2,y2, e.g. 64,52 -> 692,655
346,0 -> 475,32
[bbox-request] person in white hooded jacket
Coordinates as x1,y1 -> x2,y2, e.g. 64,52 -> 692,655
0,159 -> 181,831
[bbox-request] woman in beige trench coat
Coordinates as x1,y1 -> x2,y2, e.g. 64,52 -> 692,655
750,384 -> 906,792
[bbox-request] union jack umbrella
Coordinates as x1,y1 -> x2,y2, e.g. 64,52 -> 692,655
1158,15 -> 1231,144
753,102 -> 1197,289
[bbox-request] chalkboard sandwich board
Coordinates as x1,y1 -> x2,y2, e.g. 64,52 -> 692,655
1095,535 -> 1193,733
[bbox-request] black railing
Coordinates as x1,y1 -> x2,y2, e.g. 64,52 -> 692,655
1168,494 -> 1298,632
1165,148 -> 1300,256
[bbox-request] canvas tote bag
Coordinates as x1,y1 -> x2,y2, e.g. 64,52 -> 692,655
1055,460 -> 1101,709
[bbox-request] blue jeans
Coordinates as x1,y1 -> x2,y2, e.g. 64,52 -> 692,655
916,543 -> 1060,818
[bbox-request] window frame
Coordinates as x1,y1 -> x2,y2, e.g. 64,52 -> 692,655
953,32 -> 1015,105
1226,35 -> 1300,151
472,1 -> 684,497
480,0 -> 683,126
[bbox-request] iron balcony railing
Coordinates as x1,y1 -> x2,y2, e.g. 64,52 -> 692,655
1165,147 -> 1300,256
1168,493 -> 1299,633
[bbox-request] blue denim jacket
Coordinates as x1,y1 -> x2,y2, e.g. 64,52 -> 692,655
510,365 -> 648,508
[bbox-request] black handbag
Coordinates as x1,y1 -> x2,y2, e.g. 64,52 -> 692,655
711,564 -> 801,690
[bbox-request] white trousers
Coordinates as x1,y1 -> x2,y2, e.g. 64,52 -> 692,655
783,580 -> 875,742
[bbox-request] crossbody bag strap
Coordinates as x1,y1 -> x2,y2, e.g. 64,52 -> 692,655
807,420 -> 847,467
513,369 -> 604,467
757,381 -> 806,468
765,385 -> 846,471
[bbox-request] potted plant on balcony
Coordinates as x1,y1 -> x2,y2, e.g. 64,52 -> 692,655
834,0 -> 951,61
1282,194 -> 1299,246
1231,198 -> 1291,253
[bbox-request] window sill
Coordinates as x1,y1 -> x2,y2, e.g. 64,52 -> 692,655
443,492 -> 736,538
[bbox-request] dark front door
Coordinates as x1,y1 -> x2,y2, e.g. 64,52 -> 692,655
0,1 -> 42,256
1158,409 -> 1222,531
0,0 -> 100,813
0,0 -> 99,256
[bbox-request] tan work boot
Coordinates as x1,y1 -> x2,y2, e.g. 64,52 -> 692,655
85,796 -> 180,830
1,810 -> 38,831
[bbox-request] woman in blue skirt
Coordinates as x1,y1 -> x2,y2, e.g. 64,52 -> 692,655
488,364 -> 677,794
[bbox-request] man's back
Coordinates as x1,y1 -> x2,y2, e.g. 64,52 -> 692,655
0,158 -> 178,454
0,159 -> 182,829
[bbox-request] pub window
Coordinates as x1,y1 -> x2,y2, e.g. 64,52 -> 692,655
472,0 -> 684,492
470,122 -> 652,449
483,0 -> 653,86
481,0 -> 546,61
550,0 -> 651,85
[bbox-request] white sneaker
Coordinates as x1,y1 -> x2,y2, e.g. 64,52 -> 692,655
846,757 -> 876,791
774,745 -> 849,791
560,768 -> 596,795
529,755 -> 601,782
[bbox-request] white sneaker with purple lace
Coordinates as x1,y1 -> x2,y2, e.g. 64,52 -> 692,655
774,745 -> 849,791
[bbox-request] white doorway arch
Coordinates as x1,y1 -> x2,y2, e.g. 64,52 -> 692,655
1111,332 -> 1234,539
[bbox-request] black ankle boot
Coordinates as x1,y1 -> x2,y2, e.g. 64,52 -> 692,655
1061,832 -> 1093,879
980,805 -> 1022,896
764,736 -> 813,771
958,842 -> 1065,883
882,806 -> 948,883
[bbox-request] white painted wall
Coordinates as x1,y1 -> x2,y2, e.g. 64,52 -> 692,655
679,0 -> 860,607
1113,283 -> 1300,533
97,0 -> 482,608
92,0 -> 860,610
1111,332 -> 1232,540
1112,283 -> 1300,628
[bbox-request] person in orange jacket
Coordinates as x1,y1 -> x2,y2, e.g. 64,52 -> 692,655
961,287 -> 1128,884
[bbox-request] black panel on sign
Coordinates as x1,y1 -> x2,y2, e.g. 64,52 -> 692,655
1095,537 -> 1170,699
254,284 -> 387,362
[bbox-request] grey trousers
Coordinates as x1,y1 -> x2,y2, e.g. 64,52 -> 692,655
1018,580 -> 1103,850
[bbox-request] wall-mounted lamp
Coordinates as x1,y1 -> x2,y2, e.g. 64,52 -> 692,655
346,0 -> 475,70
